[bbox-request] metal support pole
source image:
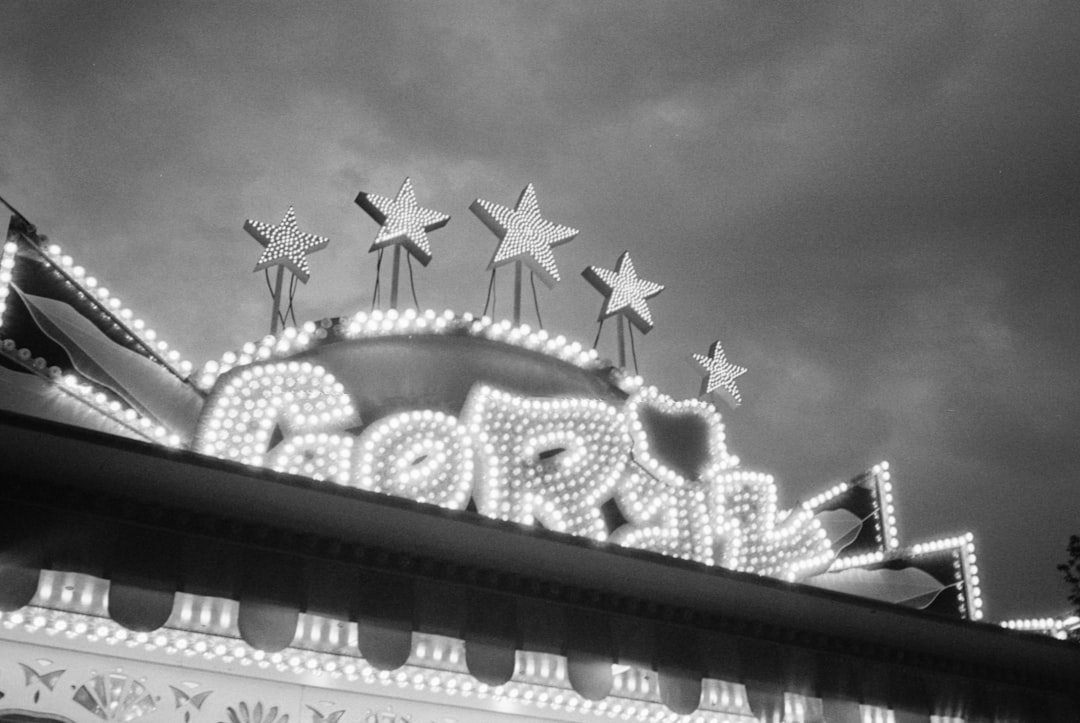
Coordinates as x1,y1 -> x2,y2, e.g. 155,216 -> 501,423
389,245 -> 402,309
269,266 -> 285,335
513,261 -> 523,326
617,314 -> 627,368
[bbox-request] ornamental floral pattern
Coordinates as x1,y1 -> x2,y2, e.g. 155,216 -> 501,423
72,672 -> 156,722
0,639 -> 551,723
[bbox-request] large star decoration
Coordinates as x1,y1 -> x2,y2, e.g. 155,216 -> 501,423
469,183 -> 578,288
245,206 -> 329,283
692,340 -> 747,408
355,177 -> 450,267
582,251 -> 664,333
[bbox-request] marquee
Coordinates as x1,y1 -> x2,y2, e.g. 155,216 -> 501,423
0,203 -> 984,619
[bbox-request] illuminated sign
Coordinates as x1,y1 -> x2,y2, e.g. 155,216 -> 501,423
356,177 -> 451,266
583,251 -> 664,333
692,339 -> 747,408
193,311 -> 834,582
470,183 -> 578,288
246,206 -> 330,284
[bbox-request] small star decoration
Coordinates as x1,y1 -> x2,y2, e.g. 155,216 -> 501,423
245,206 -> 330,283
692,339 -> 747,407
355,177 -> 450,266
469,183 -> 578,287
583,251 -> 664,333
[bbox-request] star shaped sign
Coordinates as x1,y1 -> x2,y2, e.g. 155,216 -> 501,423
583,251 -> 664,333
355,177 -> 450,266
469,183 -> 578,287
692,339 -> 747,408
245,206 -> 329,283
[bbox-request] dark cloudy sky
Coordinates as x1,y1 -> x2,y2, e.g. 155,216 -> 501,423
4,2 -> 1080,621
